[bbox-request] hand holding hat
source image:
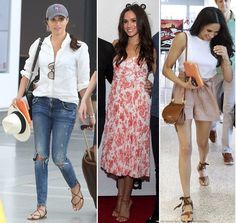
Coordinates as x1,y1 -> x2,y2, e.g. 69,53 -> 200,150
15,99 -> 31,124
2,100 -> 31,142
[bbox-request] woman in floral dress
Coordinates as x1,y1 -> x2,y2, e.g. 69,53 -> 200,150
100,4 -> 155,222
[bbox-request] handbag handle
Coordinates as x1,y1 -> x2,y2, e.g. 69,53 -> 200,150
25,37 -> 44,93
80,125 -> 94,160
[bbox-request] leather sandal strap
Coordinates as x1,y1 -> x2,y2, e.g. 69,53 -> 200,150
198,162 -> 209,171
71,184 -> 84,208
121,197 -> 132,203
117,215 -> 129,221
199,176 -> 208,181
181,211 -> 193,217
32,210 -> 41,218
71,192 -> 84,205
28,208 -> 47,220
174,196 -> 193,210
71,191 -> 83,199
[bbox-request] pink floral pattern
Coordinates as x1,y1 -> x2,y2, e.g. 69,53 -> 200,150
100,58 -> 150,178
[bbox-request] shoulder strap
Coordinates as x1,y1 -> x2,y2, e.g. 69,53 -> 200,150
182,32 -> 188,101
26,37 -> 44,92
171,32 -> 187,102
183,32 -> 188,61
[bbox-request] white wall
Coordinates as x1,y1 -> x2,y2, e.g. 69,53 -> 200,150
98,0 -> 159,196
0,1 -> 22,110
98,0 -> 159,43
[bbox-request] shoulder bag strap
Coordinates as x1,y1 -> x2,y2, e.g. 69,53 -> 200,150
171,32 -> 188,102
184,32 -> 188,61
182,32 -> 188,102
25,37 -> 44,93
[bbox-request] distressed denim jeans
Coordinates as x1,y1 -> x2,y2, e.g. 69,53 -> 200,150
32,96 -> 78,206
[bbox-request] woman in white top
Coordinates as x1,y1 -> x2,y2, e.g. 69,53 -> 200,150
14,4 -> 95,220
162,7 -> 234,222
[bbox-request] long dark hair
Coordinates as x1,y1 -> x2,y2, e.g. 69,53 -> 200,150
190,7 -> 234,66
69,34 -> 81,51
114,4 -> 154,72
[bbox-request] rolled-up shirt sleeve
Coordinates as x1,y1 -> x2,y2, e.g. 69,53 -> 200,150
77,42 -> 90,92
20,38 -> 40,79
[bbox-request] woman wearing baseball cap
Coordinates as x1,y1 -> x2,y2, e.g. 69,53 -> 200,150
14,3 -> 95,220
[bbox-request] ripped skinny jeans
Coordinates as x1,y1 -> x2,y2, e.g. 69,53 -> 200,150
32,96 -> 78,206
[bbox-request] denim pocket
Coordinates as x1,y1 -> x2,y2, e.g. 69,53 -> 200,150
61,101 -> 77,111
32,96 -> 39,104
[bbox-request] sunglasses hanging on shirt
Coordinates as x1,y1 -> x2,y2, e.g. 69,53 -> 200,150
48,62 -> 55,80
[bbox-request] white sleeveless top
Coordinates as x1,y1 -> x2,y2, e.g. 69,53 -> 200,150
178,32 -> 217,79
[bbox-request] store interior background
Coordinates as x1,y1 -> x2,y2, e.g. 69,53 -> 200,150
160,0 -> 236,109
160,1 -> 235,222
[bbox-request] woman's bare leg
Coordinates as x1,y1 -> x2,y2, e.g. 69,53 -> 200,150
175,120 -> 193,222
195,120 -> 212,185
112,177 -> 125,217
116,176 -> 133,222
176,120 -> 193,197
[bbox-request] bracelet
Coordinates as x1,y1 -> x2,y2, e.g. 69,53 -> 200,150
88,113 -> 95,119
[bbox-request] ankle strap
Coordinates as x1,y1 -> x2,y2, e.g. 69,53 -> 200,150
198,162 -> 209,171
174,197 -> 193,210
121,198 -> 131,202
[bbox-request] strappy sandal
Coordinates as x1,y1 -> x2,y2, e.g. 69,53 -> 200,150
116,199 -> 133,222
71,183 -> 84,211
174,196 -> 193,222
112,195 -> 122,217
197,162 -> 209,186
27,206 -> 47,220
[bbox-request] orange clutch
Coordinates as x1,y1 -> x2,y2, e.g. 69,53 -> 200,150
183,61 -> 204,87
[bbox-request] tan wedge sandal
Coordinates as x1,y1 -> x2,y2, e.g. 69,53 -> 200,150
197,162 -> 209,186
174,196 -> 193,222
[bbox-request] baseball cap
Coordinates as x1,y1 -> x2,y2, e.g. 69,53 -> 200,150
46,4 -> 69,20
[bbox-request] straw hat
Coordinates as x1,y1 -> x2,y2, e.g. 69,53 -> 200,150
2,104 -> 31,142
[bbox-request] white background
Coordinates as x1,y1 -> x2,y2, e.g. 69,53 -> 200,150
98,0 -> 159,42
0,0 -> 21,110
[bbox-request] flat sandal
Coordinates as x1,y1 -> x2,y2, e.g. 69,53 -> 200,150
27,207 -> 47,220
71,183 -> 84,211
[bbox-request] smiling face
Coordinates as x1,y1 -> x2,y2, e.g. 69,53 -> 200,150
47,15 -> 69,35
198,23 -> 221,41
123,10 -> 139,38
215,0 -> 231,13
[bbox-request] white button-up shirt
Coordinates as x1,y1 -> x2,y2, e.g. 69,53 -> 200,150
21,33 -> 90,105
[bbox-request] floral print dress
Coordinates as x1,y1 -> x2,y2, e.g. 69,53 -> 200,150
100,58 -> 150,178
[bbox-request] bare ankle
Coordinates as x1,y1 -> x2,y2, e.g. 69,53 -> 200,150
71,183 -> 80,192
